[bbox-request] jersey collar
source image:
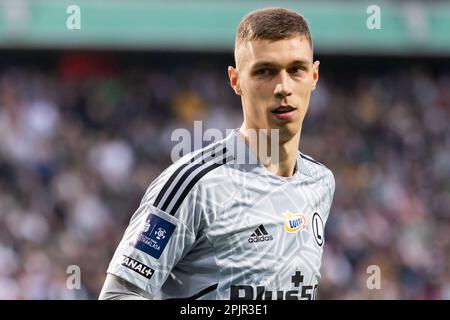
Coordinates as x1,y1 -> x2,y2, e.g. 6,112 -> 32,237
225,128 -> 312,178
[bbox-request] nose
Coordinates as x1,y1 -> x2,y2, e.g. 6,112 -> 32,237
273,71 -> 292,99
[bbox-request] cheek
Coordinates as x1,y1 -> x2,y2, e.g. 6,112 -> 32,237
244,81 -> 270,102
255,82 -> 276,99
296,79 -> 313,97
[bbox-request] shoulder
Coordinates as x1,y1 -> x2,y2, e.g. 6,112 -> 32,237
299,151 -> 335,190
143,138 -> 233,216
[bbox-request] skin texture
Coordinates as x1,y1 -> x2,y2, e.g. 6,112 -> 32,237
228,35 -> 319,177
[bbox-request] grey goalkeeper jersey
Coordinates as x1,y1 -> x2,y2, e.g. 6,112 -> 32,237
107,129 -> 335,300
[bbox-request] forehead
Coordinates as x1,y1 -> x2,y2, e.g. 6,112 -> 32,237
237,35 -> 312,68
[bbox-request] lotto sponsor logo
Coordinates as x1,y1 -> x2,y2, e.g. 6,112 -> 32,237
284,213 -> 307,233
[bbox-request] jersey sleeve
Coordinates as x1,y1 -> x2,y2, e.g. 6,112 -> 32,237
322,168 -> 336,224
106,143 -> 230,296
106,200 -> 196,296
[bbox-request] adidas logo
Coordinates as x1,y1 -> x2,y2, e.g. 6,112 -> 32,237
248,224 -> 274,243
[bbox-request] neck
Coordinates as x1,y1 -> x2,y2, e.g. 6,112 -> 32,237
239,125 -> 301,177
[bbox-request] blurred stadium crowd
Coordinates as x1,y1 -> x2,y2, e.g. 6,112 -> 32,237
0,52 -> 449,299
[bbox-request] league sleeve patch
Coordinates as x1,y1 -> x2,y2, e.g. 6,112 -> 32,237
133,213 -> 176,259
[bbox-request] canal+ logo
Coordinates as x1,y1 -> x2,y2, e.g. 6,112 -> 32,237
284,213 -> 307,233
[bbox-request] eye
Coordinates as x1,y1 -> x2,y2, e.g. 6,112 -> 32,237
288,66 -> 306,74
254,68 -> 275,76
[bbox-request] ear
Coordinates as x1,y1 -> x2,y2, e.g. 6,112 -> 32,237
228,66 -> 241,95
311,60 -> 320,91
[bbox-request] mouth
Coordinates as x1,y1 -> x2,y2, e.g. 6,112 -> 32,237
271,105 -> 297,120
271,105 -> 296,114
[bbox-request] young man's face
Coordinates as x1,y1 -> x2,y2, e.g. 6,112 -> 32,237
229,35 -> 319,143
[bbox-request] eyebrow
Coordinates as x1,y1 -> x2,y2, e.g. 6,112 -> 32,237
251,59 -> 310,69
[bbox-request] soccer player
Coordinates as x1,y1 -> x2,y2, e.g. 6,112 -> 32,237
99,7 -> 335,300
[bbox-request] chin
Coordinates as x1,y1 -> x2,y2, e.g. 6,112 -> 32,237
275,123 -> 301,144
